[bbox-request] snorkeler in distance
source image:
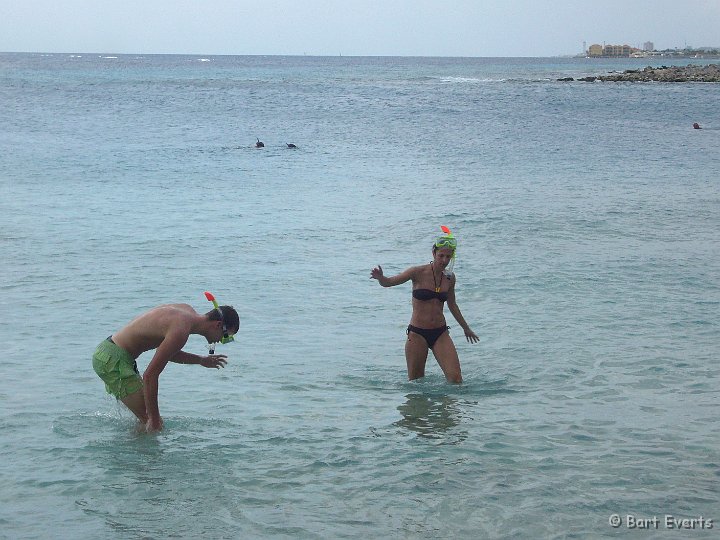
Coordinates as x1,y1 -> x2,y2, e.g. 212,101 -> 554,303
371,226 -> 479,383
255,138 -> 265,148
92,292 -> 239,432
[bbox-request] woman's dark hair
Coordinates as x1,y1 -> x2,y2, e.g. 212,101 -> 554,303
206,305 -> 240,332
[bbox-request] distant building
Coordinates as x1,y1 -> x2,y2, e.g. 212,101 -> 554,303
605,44 -> 632,57
587,43 -> 634,57
588,44 -> 604,56
643,41 -> 654,51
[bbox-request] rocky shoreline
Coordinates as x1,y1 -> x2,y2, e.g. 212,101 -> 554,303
558,64 -> 720,83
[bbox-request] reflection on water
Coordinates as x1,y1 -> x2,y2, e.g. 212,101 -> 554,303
394,393 -> 466,442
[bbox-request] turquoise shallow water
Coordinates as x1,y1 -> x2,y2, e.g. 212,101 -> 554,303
1,53 -> 719,538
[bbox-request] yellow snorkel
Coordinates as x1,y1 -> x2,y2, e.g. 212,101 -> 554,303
205,290 -> 220,311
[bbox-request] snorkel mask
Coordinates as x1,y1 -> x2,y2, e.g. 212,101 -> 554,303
204,291 -> 234,354
435,225 -> 457,278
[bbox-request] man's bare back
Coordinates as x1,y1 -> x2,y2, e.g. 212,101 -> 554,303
112,304 -> 199,358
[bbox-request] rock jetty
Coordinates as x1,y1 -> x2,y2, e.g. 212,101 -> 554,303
558,64 -> 720,82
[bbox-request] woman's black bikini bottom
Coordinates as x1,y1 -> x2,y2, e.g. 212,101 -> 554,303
407,325 -> 449,349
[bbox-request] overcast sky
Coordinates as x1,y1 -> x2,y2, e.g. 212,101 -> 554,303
1,0 -> 718,57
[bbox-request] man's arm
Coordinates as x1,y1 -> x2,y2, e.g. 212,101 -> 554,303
171,350 -> 228,369
171,351 -> 203,364
143,329 -> 189,431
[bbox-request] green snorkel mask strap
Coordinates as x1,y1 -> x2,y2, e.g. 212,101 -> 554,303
435,225 -> 457,277
204,291 -> 235,354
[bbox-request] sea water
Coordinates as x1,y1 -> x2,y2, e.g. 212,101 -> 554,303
0,53 -> 718,539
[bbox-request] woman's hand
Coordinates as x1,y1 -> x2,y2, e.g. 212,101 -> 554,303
464,328 -> 479,344
370,265 -> 384,280
200,354 -> 228,369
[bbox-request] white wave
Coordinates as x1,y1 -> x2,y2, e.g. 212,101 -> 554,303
439,76 -> 506,83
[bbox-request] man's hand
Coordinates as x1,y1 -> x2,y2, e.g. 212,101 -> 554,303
145,416 -> 164,432
200,354 -> 228,369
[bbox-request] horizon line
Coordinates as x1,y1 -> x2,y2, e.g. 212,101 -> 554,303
0,50 -> 590,59
4,50 -> 718,60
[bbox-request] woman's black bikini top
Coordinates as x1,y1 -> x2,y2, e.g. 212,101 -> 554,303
412,288 -> 448,302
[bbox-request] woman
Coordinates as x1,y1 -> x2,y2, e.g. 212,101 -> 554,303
371,227 -> 479,383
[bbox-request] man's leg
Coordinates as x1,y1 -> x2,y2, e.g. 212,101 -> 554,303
120,388 -> 148,423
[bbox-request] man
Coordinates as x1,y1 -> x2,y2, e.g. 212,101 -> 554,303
92,297 -> 239,432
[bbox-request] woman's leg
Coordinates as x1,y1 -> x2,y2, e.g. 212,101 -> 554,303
405,330 -> 430,380
431,332 -> 463,383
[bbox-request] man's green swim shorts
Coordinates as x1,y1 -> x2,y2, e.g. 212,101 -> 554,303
92,337 -> 143,399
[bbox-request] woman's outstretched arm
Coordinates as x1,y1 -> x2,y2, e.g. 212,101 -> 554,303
371,265 -> 417,287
